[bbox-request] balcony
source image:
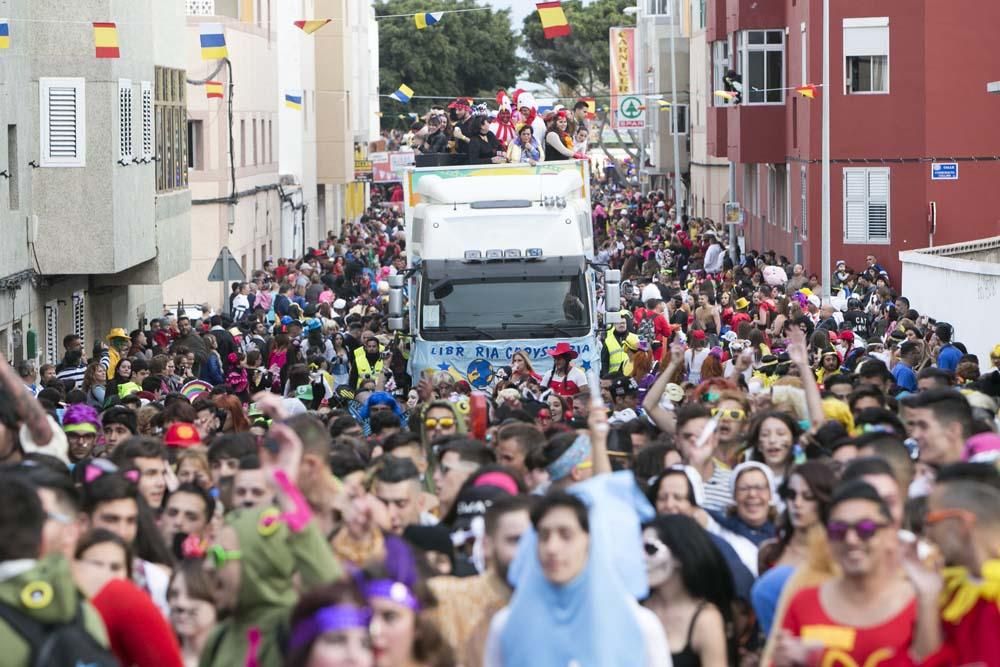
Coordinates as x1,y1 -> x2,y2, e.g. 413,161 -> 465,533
726,104 -> 786,164
726,0 -> 785,33
707,106 -> 729,158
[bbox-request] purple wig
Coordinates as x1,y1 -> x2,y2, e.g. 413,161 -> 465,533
62,403 -> 100,429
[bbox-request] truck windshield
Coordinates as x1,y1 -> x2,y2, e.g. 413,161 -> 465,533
420,276 -> 589,339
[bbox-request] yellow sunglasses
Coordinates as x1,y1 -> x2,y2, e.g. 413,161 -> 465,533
711,408 -> 746,420
425,417 -> 456,429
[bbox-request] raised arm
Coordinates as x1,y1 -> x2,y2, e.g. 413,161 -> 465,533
641,342 -> 685,434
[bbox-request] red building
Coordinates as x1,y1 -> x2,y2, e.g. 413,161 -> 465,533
705,0 -> 1000,284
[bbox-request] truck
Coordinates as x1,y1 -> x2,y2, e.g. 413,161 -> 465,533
387,160 -> 622,390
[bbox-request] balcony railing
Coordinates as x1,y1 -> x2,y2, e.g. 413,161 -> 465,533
186,0 -> 214,16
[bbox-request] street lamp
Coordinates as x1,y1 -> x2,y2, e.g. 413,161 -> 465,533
821,0 -> 831,300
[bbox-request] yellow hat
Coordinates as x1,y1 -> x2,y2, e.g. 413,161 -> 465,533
734,297 -> 750,310
106,327 -> 129,341
623,334 -> 641,351
991,344 -> 1000,360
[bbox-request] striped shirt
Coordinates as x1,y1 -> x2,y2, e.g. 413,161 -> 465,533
702,464 -> 734,513
56,363 -> 87,390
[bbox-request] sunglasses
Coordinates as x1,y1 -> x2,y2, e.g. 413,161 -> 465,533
779,488 -> 814,502
206,545 -> 242,567
424,417 -> 455,430
826,519 -> 888,542
711,408 -> 746,420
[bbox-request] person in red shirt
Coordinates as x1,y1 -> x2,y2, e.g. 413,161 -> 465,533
773,481 -> 940,667
540,343 -> 587,398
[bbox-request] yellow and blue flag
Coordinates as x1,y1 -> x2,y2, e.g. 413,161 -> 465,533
200,23 -> 228,60
414,12 -> 443,29
285,91 -> 303,110
0,20 -> 9,50
390,84 -> 413,104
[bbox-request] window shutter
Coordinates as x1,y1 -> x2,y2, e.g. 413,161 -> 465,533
72,291 -> 86,349
141,81 -> 154,162
44,301 -> 59,365
800,166 -> 808,237
118,79 -> 133,163
843,169 -> 868,241
867,169 -> 889,240
40,78 -> 86,167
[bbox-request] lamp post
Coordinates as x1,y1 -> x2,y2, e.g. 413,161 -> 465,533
821,0 -> 832,300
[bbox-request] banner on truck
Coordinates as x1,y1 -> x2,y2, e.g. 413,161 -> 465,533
409,336 -> 600,390
406,160 -> 588,207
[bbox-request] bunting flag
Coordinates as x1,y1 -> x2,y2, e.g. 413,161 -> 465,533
795,84 -> 817,99
714,90 -> 736,101
536,1 -> 571,39
206,81 -> 224,99
390,84 -> 413,104
657,100 -> 671,110
414,12 -> 443,29
0,20 -> 9,50
294,19 -> 331,34
93,22 -> 120,58
200,23 -> 228,60
581,97 -> 596,119
285,92 -> 303,110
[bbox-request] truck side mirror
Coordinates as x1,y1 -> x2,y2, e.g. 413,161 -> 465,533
604,269 -> 621,323
388,275 -> 407,332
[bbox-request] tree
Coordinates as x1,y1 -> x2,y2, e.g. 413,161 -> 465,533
522,0 -> 634,95
376,0 -> 524,122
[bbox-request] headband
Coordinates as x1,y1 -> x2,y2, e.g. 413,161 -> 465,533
546,434 -> 592,482
474,472 -> 519,496
289,605 -> 372,651
63,423 -> 97,435
364,580 -> 421,611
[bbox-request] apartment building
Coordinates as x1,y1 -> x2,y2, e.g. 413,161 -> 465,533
0,0 -> 191,364
705,0 -> 1000,280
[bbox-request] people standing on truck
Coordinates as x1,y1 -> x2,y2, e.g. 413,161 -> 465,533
505,125 -> 541,164
539,342 -> 587,397
544,110 -> 578,162
419,114 -> 449,155
467,116 -> 505,165
449,98 -> 475,156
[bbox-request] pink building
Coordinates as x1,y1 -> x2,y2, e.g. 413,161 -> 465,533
704,0 -> 1000,283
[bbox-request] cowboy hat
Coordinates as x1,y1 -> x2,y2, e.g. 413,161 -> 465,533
547,342 -> 579,359
106,327 -> 130,341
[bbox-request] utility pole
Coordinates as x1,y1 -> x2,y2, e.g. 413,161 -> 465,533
821,0 -> 832,299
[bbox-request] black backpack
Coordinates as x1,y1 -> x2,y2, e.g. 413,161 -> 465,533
0,600 -> 118,667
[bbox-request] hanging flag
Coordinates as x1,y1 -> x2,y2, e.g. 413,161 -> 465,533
200,23 -> 228,60
414,12 -> 443,29
285,91 -> 303,110
390,84 -> 413,104
536,1 -> 571,39
93,22 -> 120,59
0,20 -> 9,50
581,97 -> 596,119
714,90 -> 736,101
206,81 -> 224,99
795,84 -> 817,99
657,100 -> 671,110
293,19 -> 331,34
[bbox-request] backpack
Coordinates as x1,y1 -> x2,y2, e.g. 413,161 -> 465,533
635,309 -> 656,346
0,601 -> 117,667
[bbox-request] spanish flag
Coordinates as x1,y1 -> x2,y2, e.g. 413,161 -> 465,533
293,19 -> 331,34
206,81 -> 224,99
0,20 -> 10,50
536,1 -> 571,39
285,92 -> 303,110
93,22 -> 120,59
390,84 -> 413,104
795,84 -> 817,99
414,12 -> 443,29
200,23 -> 228,60
581,97 -> 596,119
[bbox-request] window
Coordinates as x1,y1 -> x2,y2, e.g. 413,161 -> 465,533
187,119 -> 204,170
141,81 -> 153,162
800,24 -> 808,85
155,67 -> 188,192
768,164 -> 788,231
40,77 -> 86,167
252,118 -> 258,165
647,0 -> 671,16
844,168 -> 889,243
844,18 -> 888,94
800,165 -> 808,238
118,79 -> 133,163
7,125 -> 18,209
744,164 -> 758,216
670,104 -> 688,134
712,41 -> 731,106
72,291 -> 86,349
738,30 -> 785,104
268,120 -> 273,163
692,0 -> 705,29
240,119 -> 246,167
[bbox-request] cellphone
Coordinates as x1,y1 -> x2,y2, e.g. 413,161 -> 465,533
262,436 -> 280,455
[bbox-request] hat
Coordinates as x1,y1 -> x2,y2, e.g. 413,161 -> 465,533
451,484 -> 511,538
807,294 -> 821,308
835,259 -> 846,268
721,330 -> 738,343
610,377 -> 639,397
838,330 -> 855,344
964,432 -> 1000,463
734,297 -> 750,310
730,461 -> 778,506
106,327 -> 130,341
164,422 -> 201,449
664,383 -> 685,402
333,298 -> 347,310
547,342 -> 578,359
306,319 -> 322,332
690,329 -> 706,342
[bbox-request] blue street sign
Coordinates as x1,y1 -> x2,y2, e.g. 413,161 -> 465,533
931,162 -> 958,180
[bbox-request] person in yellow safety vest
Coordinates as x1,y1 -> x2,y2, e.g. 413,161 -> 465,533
601,311 -> 640,377
350,336 -> 386,388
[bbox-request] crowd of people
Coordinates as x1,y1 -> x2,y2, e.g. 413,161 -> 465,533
1,170 -> 1000,667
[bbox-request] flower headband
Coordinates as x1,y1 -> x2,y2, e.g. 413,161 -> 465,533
364,580 -> 421,612
289,605 -> 372,651
545,434 -> 592,482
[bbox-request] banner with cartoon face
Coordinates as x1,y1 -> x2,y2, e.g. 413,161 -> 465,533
409,336 -> 600,390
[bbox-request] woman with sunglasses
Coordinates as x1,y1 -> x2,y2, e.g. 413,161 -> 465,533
751,461 -> 835,636
643,514 -> 736,667
773,481 -> 938,667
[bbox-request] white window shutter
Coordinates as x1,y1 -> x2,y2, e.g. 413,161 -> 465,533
72,291 -> 86,349
44,301 -> 59,365
141,81 -> 154,162
843,169 -> 868,241
867,169 -> 890,240
118,79 -> 133,163
40,78 -> 86,167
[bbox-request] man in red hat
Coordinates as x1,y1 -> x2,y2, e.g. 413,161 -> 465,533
540,343 -> 587,398
450,98 -> 474,155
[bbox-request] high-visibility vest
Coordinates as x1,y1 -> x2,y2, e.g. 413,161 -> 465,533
605,328 -> 628,375
353,346 -> 384,387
